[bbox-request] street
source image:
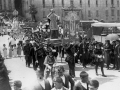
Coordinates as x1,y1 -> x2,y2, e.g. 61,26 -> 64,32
1,35 -> 120,90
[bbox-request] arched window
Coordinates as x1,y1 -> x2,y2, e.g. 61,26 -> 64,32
80,0 -> 82,7
42,0 -> 45,8
62,0 -> 64,7
96,0 -> 98,7
111,0 -> 114,5
52,0 -> 55,8
88,0 -> 90,7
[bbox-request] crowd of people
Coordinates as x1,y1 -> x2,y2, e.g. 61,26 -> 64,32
2,37 -> 23,59
0,10 -> 120,90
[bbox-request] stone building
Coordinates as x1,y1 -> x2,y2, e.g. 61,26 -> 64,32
0,0 -> 120,22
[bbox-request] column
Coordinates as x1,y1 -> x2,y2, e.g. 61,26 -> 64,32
0,0 -> 2,10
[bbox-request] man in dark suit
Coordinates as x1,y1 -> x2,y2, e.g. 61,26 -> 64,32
74,71 -> 90,90
114,40 -> 120,70
30,42 -> 37,70
31,70 -> 51,90
23,40 -> 31,67
55,66 -> 74,90
36,44 -> 46,72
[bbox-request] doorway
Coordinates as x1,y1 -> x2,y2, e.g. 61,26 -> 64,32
14,0 -> 23,16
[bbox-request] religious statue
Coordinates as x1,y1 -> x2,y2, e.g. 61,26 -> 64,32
47,9 -> 60,39
29,5 -> 37,22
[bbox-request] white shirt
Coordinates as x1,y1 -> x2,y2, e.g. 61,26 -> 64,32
61,75 -> 65,84
39,80 -> 45,89
75,80 -> 87,89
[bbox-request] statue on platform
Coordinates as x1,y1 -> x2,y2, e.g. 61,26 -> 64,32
47,9 -> 60,39
29,5 -> 37,22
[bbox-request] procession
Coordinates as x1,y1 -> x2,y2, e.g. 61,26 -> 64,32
1,0 -> 120,90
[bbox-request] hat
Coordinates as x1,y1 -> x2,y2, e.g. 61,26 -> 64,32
53,76 -> 63,83
14,80 -> 22,88
80,71 -> 88,77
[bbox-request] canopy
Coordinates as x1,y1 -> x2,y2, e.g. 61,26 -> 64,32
106,34 -> 119,41
92,22 -> 120,27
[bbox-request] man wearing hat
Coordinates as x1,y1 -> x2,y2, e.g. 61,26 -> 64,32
55,66 -> 74,90
52,76 -> 69,90
74,71 -> 90,90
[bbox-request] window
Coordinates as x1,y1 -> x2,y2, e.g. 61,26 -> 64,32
80,0 -> 82,7
96,10 -> 99,17
106,0 -> 108,7
52,0 -> 55,8
111,9 -> 114,16
0,0 -> 2,10
4,0 -> 6,10
117,10 -> 120,16
117,0 -> 119,7
62,0 -> 64,7
88,10 -> 91,17
42,0 -> 45,8
88,0 -> 90,7
9,0 -> 12,10
96,0 -> 98,7
43,11 -> 45,18
111,0 -> 114,5
106,10 -> 108,17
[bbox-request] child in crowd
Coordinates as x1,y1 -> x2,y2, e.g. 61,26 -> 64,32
3,44 -> 7,59
13,80 -> 22,90
13,44 -> 17,58
17,43 -> 22,58
9,45 -> 13,58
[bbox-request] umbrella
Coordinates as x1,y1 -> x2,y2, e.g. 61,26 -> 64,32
92,22 -> 120,27
106,34 -> 119,41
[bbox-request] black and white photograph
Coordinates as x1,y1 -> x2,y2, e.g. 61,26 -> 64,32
0,0 -> 120,90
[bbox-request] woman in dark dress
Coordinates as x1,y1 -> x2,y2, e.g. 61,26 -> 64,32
104,40 -> 112,69
94,43 -> 106,77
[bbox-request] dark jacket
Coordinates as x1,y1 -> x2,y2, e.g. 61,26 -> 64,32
32,79 -> 51,90
23,44 -> 31,56
63,74 -> 74,90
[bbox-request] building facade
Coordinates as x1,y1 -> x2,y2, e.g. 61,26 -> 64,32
0,0 -> 120,22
